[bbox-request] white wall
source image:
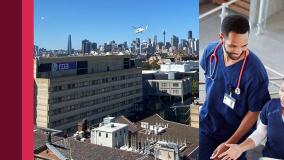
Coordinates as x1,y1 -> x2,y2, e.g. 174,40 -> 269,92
160,62 -> 198,72
250,0 -> 284,29
92,131 -> 113,148
267,0 -> 284,18
91,127 -> 128,148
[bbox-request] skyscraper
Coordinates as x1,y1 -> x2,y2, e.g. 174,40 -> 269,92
194,39 -> 199,55
34,45 -> 39,57
189,39 -> 194,54
188,31 -> 192,40
163,31 -> 166,47
136,38 -> 140,48
181,39 -> 188,49
67,34 -> 72,54
148,38 -> 151,44
123,41 -> 128,49
91,42 -> 97,51
165,42 -> 171,49
153,35 -> 157,47
171,35 -> 179,49
82,39 -> 91,54
191,38 -> 196,54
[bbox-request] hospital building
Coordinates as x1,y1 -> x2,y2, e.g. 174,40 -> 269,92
34,55 -> 142,133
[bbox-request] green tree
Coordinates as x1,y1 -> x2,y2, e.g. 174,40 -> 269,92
192,80 -> 199,97
142,60 -> 160,70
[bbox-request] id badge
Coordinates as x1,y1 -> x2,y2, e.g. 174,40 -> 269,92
223,93 -> 236,110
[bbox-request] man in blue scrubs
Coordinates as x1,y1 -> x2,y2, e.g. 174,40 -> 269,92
199,15 -> 270,160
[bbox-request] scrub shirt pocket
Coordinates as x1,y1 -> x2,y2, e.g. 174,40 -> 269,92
230,93 -> 246,116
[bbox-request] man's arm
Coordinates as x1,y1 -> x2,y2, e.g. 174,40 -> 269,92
217,119 -> 268,160
210,111 -> 259,159
226,111 -> 260,144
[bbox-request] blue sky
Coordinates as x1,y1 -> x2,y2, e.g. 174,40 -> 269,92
34,0 -> 199,50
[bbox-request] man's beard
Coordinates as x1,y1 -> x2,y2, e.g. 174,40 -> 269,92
223,43 -> 244,61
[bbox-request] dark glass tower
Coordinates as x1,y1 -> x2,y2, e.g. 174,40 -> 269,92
163,31 -> 166,47
188,30 -> 192,40
67,34 -> 72,54
82,39 -> 91,54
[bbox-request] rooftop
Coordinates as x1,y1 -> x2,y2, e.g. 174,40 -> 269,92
92,123 -> 128,133
163,60 -> 199,65
114,115 -> 139,133
34,128 -> 154,160
34,129 -> 63,151
142,70 -> 159,74
135,114 -> 199,157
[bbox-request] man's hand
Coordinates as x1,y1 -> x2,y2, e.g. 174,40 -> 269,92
225,111 -> 260,144
218,144 -> 243,160
210,142 -> 229,160
210,111 -> 259,160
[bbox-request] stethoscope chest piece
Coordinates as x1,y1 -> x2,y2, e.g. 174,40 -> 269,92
235,87 -> 241,95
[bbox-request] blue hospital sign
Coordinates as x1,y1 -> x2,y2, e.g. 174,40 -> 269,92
52,62 -> 77,71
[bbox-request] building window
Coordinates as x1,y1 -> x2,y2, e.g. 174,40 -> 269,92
135,97 -> 140,101
115,132 -> 117,137
67,84 -> 75,89
161,83 -> 167,87
92,80 -> 99,85
106,133 -> 108,138
112,77 -> 118,81
53,86 -> 58,92
99,132 -> 101,136
161,90 -> 167,93
120,131 -> 121,135
173,90 -> 179,94
173,83 -> 179,87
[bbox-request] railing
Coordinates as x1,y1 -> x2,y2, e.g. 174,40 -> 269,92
199,0 -> 239,22
265,65 -> 284,95
199,0 -> 284,94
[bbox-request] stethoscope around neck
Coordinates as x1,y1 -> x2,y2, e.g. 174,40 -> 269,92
207,41 -> 247,95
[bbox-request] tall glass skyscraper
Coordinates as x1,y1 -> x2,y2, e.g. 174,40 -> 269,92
188,30 -> 192,40
67,34 -> 72,54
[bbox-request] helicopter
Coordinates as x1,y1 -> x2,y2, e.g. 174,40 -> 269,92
132,25 -> 148,34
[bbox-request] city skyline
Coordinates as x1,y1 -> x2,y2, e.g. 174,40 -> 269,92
36,31 -> 199,51
34,0 -> 199,50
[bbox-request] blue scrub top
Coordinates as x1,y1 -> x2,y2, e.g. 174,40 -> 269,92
200,41 -> 270,142
260,99 -> 284,159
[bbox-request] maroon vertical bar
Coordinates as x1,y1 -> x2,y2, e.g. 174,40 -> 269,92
0,0 -> 23,159
22,0 -> 34,159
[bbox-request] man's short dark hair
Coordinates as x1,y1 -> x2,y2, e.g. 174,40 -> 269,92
221,15 -> 250,37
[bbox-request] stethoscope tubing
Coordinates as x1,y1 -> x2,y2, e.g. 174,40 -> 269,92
207,41 -> 247,95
